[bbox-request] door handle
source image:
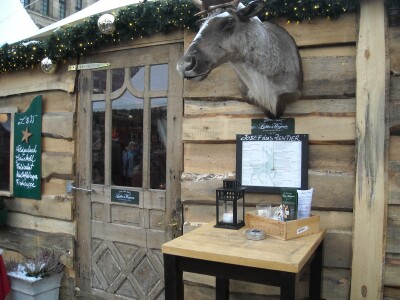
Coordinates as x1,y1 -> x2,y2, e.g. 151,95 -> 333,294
67,181 -> 94,193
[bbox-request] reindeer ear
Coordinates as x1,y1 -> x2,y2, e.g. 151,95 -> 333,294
237,0 -> 264,21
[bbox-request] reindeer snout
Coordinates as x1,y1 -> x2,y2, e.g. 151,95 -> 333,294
177,55 -> 197,77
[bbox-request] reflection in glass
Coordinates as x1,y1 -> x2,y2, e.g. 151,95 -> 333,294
112,90 -> 143,187
93,70 -> 107,94
112,68 -> 124,92
0,113 -> 11,190
130,66 -> 145,92
92,101 -> 105,184
150,98 -> 167,190
150,64 -> 168,91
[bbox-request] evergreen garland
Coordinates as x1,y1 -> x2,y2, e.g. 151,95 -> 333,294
0,0 -> 359,74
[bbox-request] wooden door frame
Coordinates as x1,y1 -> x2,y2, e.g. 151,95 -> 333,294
75,38 -> 183,296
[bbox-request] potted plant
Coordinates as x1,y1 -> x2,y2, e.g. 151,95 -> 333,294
6,249 -> 64,300
0,197 -> 7,227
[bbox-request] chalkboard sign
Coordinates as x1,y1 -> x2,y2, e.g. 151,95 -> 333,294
111,189 -> 139,205
13,96 -> 42,200
251,118 -> 294,135
236,134 -> 308,193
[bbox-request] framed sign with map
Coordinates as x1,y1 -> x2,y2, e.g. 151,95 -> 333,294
236,134 -> 308,193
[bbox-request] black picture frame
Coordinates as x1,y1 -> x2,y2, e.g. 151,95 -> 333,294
236,134 -> 308,193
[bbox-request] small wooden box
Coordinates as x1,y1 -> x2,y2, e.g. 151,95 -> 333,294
245,211 -> 320,240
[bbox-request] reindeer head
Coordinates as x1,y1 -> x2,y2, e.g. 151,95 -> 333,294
177,0 -> 303,118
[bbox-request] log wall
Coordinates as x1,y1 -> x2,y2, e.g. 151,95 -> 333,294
0,64 -> 77,299
181,14 -> 357,299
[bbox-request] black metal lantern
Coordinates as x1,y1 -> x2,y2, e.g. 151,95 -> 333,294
215,179 -> 245,229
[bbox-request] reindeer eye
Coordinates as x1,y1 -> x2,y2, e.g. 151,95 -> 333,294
221,17 -> 235,33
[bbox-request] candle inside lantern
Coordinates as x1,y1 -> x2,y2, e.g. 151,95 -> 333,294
222,212 -> 233,223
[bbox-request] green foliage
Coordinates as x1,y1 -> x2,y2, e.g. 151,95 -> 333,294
0,0 -> 359,74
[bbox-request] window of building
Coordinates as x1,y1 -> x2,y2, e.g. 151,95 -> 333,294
40,0 -> 49,15
75,0 -> 82,11
20,0 -> 30,7
0,108 -> 17,197
59,0 -> 66,19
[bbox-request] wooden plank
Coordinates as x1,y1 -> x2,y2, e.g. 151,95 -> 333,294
0,91 -> 76,114
42,112 -> 74,140
42,178 -> 68,195
0,59 -> 77,97
387,205 -> 400,254
185,98 -> 356,116
324,230 -> 352,268
183,15 -> 356,49
184,143 -> 355,174
42,152 -> 74,179
181,171 -> 354,210
384,286 -> 400,299
183,55 -> 356,100
276,14 -> 357,47
389,162 -> 400,205
0,227 -> 74,268
351,1 -> 388,299
6,212 -> 75,235
390,136 -> 400,161
4,195 -> 73,221
389,27 -> 400,72
183,114 -> 355,143
42,137 -> 74,153
384,258 -> 400,287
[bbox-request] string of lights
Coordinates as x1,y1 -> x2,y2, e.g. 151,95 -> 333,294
0,0 -> 359,74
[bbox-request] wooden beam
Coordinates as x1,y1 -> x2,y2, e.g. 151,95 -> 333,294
351,1 -> 389,299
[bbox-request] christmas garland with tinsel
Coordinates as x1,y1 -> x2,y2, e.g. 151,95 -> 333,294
0,0 -> 359,74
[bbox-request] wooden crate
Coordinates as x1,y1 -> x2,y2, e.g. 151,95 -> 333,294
245,211 -> 320,240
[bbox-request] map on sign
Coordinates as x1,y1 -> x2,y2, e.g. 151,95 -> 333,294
236,134 -> 308,193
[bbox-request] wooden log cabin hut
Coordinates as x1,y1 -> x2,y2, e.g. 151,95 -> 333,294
0,0 -> 399,299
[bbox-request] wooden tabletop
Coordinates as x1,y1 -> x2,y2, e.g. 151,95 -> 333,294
162,223 -> 325,273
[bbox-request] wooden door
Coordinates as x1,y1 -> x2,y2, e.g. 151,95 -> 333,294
75,43 -> 183,299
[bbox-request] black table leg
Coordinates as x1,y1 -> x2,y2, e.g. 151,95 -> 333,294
216,277 -> 229,300
280,272 -> 298,300
309,241 -> 324,300
164,254 -> 183,300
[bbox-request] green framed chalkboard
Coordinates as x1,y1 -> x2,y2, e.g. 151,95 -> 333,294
13,96 -> 42,200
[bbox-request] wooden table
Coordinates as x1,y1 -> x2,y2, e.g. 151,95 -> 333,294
162,223 -> 325,300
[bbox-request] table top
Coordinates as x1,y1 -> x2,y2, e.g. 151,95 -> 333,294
162,223 -> 325,273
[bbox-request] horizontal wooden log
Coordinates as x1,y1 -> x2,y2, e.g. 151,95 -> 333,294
181,170 -> 354,210
389,27 -> 400,72
3,195 -> 73,221
184,14 -> 356,50
0,59 -> 77,97
384,258 -> 400,287
1,91 -> 76,113
183,54 -> 356,100
42,178 -> 68,195
324,230 -> 352,268
185,98 -> 356,116
389,100 -> 400,129
42,112 -> 74,140
42,151 -> 74,179
389,161 -> 400,205
184,143 -> 355,174
183,206 -> 352,231
387,205 -> 400,254
6,211 -> 75,235
276,14 -> 357,47
182,114 -> 355,143
384,286 -> 400,299
0,227 -> 74,268
42,137 -> 74,153
182,266 -> 351,300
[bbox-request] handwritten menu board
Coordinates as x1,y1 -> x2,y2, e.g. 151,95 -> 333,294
13,96 -> 42,200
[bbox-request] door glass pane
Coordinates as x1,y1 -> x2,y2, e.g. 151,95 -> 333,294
150,98 -> 167,190
150,64 -> 168,91
0,113 -> 11,190
112,90 -> 143,187
92,101 -> 105,184
130,66 -> 145,92
93,70 -> 107,94
112,68 -> 124,92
